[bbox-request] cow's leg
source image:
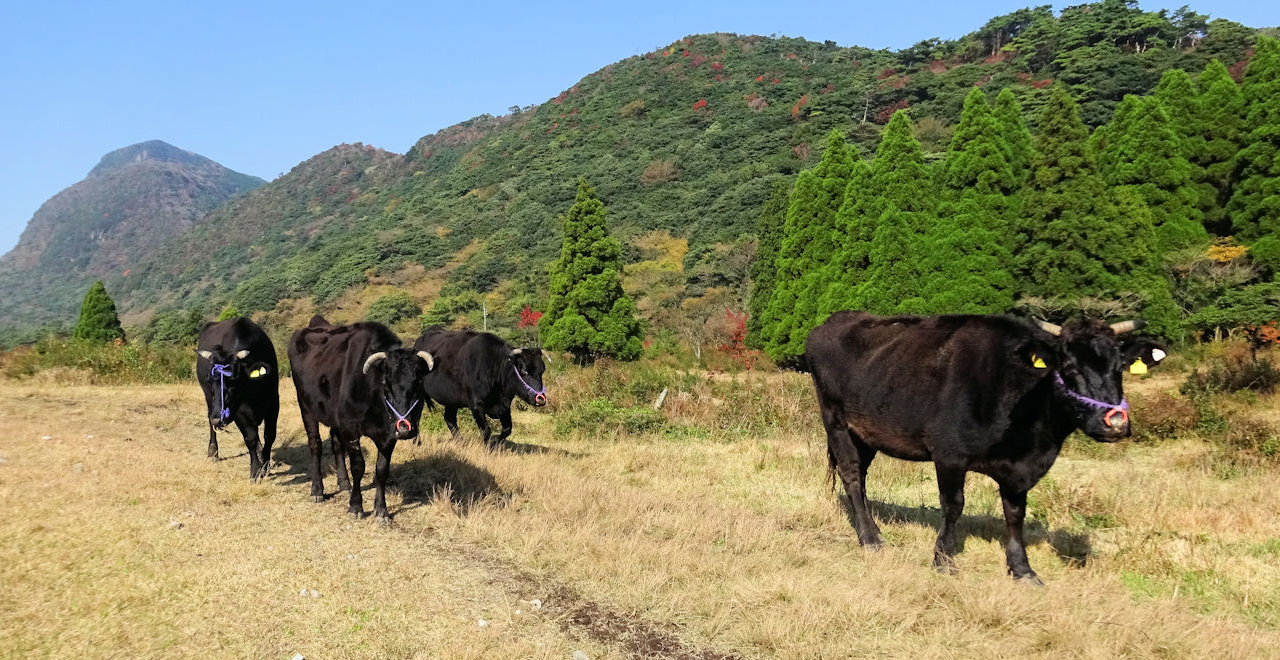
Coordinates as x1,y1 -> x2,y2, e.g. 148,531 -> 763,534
933,464 -> 967,574
258,408 -> 277,481
371,437 -> 397,522
331,431 -> 351,492
821,406 -> 882,548
443,406 -> 461,439
234,417 -> 263,482
495,408 -> 513,443
999,483 -> 1041,585
344,434 -> 365,517
302,411 -> 325,502
470,406 -> 493,445
207,423 -> 219,460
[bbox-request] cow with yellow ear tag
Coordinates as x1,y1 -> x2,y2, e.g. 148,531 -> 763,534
195,317 -> 279,482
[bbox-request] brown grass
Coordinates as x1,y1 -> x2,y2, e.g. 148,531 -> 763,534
2,372 -> 1280,659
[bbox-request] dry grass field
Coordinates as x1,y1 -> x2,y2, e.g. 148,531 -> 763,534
2,366 -> 1279,659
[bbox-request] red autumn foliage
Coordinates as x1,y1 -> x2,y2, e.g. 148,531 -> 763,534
875,99 -> 910,123
755,74 -> 765,82
1030,78 -> 1053,88
690,53 -> 706,68
818,83 -> 835,94
718,310 -> 761,370
710,61 -> 723,71
714,74 -> 724,81
691,98 -> 708,111
771,77 -> 780,84
790,94 -> 810,120
682,48 -> 690,57
551,91 -> 567,104
517,305 -> 544,329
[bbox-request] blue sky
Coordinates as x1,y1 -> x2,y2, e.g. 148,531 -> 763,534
0,1 -> 1274,255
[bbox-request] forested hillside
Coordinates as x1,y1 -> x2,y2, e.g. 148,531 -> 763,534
1,1 -> 1272,348
0,141 -> 263,339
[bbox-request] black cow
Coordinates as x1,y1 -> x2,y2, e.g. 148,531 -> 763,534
289,316 -> 436,520
412,329 -> 547,445
196,317 -> 279,481
806,312 -> 1166,584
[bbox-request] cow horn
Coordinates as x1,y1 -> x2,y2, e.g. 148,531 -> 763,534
511,348 -> 523,356
235,349 -> 250,359
416,350 -> 434,371
196,350 -> 213,359
1035,320 -> 1063,336
362,352 -> 388,374
1109,320 -> 1144,335
541,350 -> 552,364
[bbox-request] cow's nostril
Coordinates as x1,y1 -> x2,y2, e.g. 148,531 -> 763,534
536,394 -> 547,405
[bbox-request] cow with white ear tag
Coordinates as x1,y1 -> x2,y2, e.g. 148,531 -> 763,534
195,317 -> 279,481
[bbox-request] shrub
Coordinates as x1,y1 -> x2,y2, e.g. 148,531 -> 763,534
1181,343 -> 1280,395
366,292 -> 421,326
3,338 -> 194,384
72,281 -> 125,343
553,398 -> 666,437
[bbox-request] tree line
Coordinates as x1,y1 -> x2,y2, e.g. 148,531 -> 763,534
750,37 -> 1280,364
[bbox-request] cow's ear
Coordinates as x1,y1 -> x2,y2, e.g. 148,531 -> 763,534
196,350 -> 213,359
1014,337 -> 1058,374
247,363 -> 271,379
1122,337 -> 1167,374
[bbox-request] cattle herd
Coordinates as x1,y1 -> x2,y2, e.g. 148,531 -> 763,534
196,311 -> 1165,583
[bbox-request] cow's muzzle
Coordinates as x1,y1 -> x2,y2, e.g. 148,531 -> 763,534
534,393 -> 547,406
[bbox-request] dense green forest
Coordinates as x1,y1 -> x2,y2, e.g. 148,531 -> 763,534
1,1 -> 1275,353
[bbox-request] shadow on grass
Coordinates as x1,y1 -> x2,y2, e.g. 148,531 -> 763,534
840,496 -> 1092,567
391,449 -> 508,516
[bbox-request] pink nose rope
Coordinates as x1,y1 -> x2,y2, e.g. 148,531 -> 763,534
384,398 -> 420,434
1053,373 -> 1129,427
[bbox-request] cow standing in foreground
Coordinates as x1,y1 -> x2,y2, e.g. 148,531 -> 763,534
412,329 -> 547,446
806,313 -> 1166,584
289,316 -> 436,520
196,317 -> 279,481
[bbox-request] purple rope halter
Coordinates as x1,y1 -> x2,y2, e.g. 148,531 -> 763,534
210,363 -> 233,425
385,397 -> 420,435
513,365 -> 547,404
1053,372 -> 1129,427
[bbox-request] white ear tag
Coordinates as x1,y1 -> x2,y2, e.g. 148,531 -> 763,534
1150,348 -> 1166,362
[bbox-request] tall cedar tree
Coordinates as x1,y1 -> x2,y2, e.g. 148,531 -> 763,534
72,281 -> 126,343
540,179 -> 643,363
994,88 -> 1033,185
745,179 -> 791,349
1095,94 -> 1208,251
856,111 -> 934,315
1195,59 -> 1245,235
920,88 -> 1018,314
1152,69 -> 1217,224
816,158 -> 875,316
760,129 -> 855,362
1017,87 -> 1154,314
1228,36 -> 1280,242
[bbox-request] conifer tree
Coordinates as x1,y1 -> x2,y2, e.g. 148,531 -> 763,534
745,179 -> 791,349
760,129 -> 855,362
1152,69 -> 1217,231
540,179 -> 642,363
1096,95 -> 1208,251
1195,59 -> 1245,234
1017,87 -> 1136,305
1228,35 -> 1280,241
816,159 -> 875,316
919,88 -> 1018,314
855,111 -> 934,315
993,88 -> 1033,184
1112,187 -> 1183,338
72,281 -> 126,343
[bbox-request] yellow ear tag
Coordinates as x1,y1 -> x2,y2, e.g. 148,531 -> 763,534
1129,359 -> 1148,375
1031,354 -> 1047,369
249,368 -> 263,379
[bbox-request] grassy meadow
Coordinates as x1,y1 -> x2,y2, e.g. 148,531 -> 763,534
2,349 -> 1280,659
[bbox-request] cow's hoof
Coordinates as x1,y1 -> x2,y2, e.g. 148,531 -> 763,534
311,494 -> 325,503
374,514 -> 391,526
1014,573 -> 1044,587
862,541 -> 884,552
207,454 -> 219,462
933,556 -> 959,576
347,507 -> 364,518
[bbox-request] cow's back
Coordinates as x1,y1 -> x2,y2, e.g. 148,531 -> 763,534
414,329 -> 507,407
289,321 -> 400,428
807,313 -> 1047,453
